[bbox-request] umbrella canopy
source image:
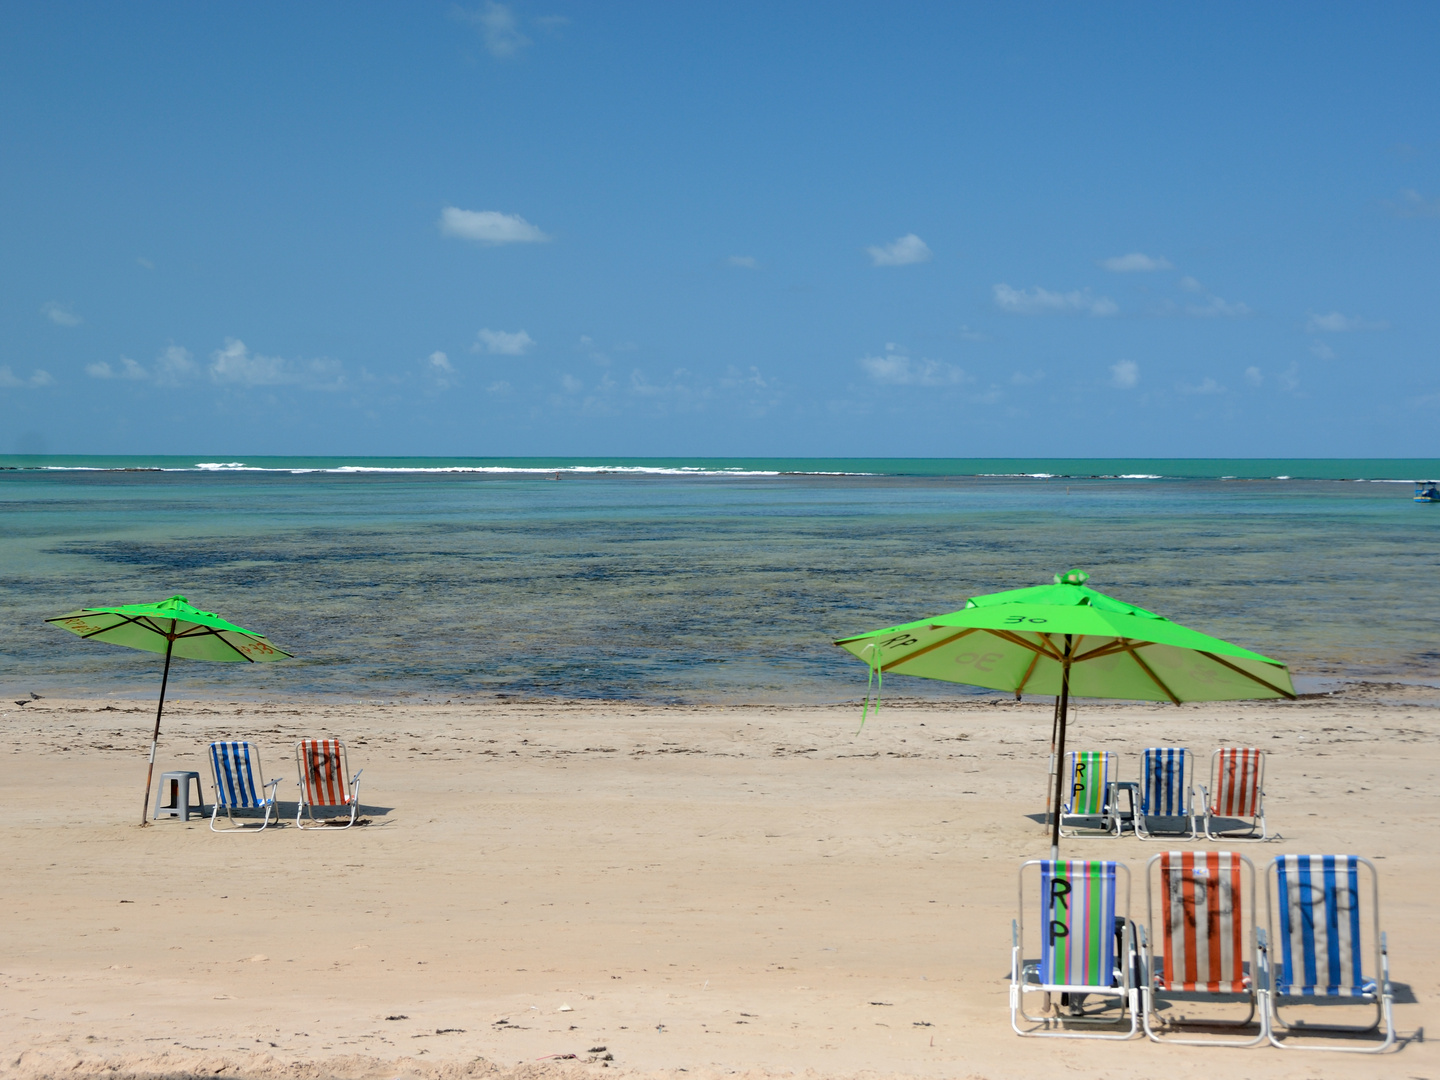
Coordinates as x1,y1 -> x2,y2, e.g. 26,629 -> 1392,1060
47,595 -> 291,824
834,569 -> 1294,855
835,571 -> 1293,704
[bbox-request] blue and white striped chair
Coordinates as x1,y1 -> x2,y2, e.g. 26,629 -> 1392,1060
208,741 -> 282,832
1134,748 -> 1198,841
1265,855 -> 1395,1052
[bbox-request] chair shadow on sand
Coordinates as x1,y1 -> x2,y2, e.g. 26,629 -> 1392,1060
270,800 -> 396,825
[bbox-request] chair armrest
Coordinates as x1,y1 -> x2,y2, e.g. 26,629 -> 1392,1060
1255,927 -> 1271,992
1380,930 -> 1390,990
1192,783 -> 1210,813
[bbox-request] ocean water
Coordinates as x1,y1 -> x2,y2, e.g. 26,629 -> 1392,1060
2,457 -> 1438,703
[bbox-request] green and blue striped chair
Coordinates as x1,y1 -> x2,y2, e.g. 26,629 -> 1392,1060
1059,751 -> 1124,838
1010,859 -> 1138,1039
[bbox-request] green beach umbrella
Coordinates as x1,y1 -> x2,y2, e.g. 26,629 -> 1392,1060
46,595 -> 292,825
834,569 -> 1294,856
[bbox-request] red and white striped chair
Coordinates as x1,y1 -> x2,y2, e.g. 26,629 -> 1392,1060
1196,748 -> 1269,842
1141,851 -> 1269,1046
294,738 -> 363,830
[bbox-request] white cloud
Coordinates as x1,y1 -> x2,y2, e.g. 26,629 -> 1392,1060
866,233 -> 932,267
1309,340 -> 1336,360
0,366 -> 53,388
561,374 -> 583,393
209,338 -> 342,389
153,345 -> 196,385
1244,366 -> 1263,386
726,255 -> 759,269
84,346 -> 195,385
957,324 -> 987,341
1099,252 -> 1172,272
424,351 -> 457,389
40,301 -> 81,326
439,206 -> 550,245
1181,377 -> 1225,395
455,2 -> 530,57
1185,296 -> 1252,318
1306,311 -> 1388,333
1278,361 -> 1300,392
1172,277 -> 1252,318
1110,360 -> 1139,389
720,365 -> 770,390
473,328 -> 535,355
137,257 -> 154,270
1010,370 -> 1044,386
1389,188 -> 1440,218
994,284 -> 1118,316
86,357 -> 147,380
859,345 -> 965,386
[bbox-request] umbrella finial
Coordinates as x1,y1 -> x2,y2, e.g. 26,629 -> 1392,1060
1054,568 -> 1089,586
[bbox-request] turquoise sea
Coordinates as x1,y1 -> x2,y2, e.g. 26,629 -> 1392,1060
2,457 -> 1438,703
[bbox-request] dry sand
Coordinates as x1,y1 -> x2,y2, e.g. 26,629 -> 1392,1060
1,686 -> 1435,1079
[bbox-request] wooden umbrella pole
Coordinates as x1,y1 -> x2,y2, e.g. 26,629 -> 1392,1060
1043,692 -> 1062,826
1049,635 -> 1073,861
140,632 -> 176,826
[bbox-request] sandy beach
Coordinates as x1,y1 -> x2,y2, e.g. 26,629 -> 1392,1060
2,687 -> 1434,1080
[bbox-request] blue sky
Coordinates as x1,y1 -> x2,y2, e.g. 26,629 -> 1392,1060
2,2 -> 1438,457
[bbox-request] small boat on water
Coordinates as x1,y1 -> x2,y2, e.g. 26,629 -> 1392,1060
1416,481 -> 1440,502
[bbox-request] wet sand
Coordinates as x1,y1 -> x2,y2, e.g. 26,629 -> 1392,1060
1,687 -> 1435,1079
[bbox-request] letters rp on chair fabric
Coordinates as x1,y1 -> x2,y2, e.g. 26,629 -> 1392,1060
1135,748 -> 1197,841
294,738 -> 363,829
207,741 -> 280,832
1010,859 -> 1138,1039
1199,749 -> 1268,841
1265,855 -> 1395,1052
1060,751 -> 1122,837
1142,851 -> 1268,1046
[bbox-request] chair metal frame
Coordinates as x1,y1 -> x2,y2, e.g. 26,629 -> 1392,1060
1264,855 -> 1395,1053
294,738 -> 364,830
1196,748 -> 1269,842
1134,747 -> 1199,842
1141,850 -> 1269,1046
1058,750 -> 1124,838
207,740 -> 281,833
1010,859 -> 1138,1039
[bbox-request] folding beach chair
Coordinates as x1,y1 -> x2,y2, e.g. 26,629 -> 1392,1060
1134,747 -> 1198,841
1141,851 -> 1268,1045
294,737 -> 363,830
1265,855 -> 1395,1052
207,740 -> 281,832
1010,859 -> 1138,1039
1058,751 -> 1124,837
1196,748 -> 1269,841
